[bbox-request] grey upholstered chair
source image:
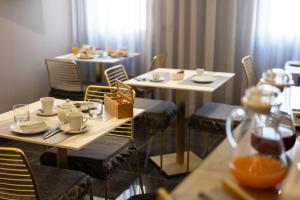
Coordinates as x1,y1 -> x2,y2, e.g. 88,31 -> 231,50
104,65 -> 177,169
241,55 -> 258,87
0,147 -> 92,200
45,58 -> 85,100
40,85 -> 143,200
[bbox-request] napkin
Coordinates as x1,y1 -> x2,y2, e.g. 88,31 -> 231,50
19,121 -> 48,133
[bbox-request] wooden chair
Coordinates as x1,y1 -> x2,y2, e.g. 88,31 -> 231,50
104,65 -> 177,169
45,58 -> 85,100
241,55 -> 258,87
150,53 -> 168,70
137,53 -> 168,98
0,147 -> 92,200
40,85 -> 144,200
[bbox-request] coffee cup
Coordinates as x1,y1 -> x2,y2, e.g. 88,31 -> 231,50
66,111 -> 88,131
196,68 -> 204,76
40,97 -> 55,114
152,72 -> 161,81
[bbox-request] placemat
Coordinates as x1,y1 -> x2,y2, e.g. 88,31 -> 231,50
179,75 -> 229,88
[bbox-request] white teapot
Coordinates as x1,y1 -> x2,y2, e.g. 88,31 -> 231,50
57,99 -> 77,124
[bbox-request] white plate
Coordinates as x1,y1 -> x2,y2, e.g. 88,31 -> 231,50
61,124 -> 88,135
36,110 -> 57,117
149,77 -> 165,82
192,75 -> 216,83
10,122 -> 48,135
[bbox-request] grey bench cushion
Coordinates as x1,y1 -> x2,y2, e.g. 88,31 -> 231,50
31,164 -> 91,200
189,103 -> 241,130
134,98 -> 176,130
40,135 -> 136,180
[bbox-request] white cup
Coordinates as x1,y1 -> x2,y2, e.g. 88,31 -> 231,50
40,97 -> 55,114
152,72 -> 161,81
196,68 -> 204,76
67,112 -> 88,131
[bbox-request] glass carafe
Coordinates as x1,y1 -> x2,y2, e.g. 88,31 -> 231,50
226,84 -> 289,189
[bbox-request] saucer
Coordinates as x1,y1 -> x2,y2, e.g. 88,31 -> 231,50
36,110 -> 57,117
10,121 -> 49,135
149,77 -> 164,82
61,124 -> 88,135
192,75 -> 216,83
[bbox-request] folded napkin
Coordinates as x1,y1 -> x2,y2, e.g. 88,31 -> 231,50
19,121 -> 48,133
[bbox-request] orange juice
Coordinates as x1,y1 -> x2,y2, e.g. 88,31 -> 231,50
230,155 -> 287,189
72,47 -> 79,55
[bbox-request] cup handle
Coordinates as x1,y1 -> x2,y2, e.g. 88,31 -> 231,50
82,116 -> 88,125
225,108 -> 247,148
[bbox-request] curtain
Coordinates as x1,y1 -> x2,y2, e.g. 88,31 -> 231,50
253,0 -> 300,76
71,0 -> 300,114
147,0 -> 257,113
71,0 -> 149,78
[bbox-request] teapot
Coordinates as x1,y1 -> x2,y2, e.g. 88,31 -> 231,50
226,84 -> 291,189
57,99 -> 77,124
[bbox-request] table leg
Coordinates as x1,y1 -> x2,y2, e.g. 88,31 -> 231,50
176,90 -> 186,163
150,90 -> 202,176
57,148 -> 68,169
95,62 -> 102,82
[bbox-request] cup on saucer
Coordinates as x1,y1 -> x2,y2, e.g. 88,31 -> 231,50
196,68 -> 204,76
152,72 -> 161,81
67,111 -> 88,131
40,97 -> 55,115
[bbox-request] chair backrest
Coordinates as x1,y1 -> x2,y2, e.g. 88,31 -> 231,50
241,55 -> 258,87
104,65 -> 129,88
45,58 -> 83,92
150,53 -> 168,70
84,85 -> 135,138
0,147 -> 40,199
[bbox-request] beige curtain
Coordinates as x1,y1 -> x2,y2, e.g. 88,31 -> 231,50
146,0 -> 257,114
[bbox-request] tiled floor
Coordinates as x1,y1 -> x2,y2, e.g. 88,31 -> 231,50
0,124 -> 226,200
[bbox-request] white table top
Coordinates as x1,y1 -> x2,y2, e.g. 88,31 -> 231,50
125,68 -> 235,93
285,61 -> 300,75
0,99 -> 144,150
55,52 -> 140,64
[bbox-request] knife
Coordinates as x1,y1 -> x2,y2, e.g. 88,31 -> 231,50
42,128 -> 62,140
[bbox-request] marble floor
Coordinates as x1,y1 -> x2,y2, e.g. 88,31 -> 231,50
0,124 -> 226,200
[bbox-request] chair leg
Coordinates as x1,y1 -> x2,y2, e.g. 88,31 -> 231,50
202,131 -> 209,157
104,177 -> 109,200
144,134 -> 154,168
160,130 -> 165,173
89,188 -> 94,200
134,151 -> 145,195
186,127 -> 191,173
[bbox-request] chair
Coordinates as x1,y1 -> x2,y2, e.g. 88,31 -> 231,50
136,53 -> 168,98
104,65 -> 177,169
40,85 -> 144,200
150,53 -> 168,70
45,58 -> 85,100
0,147 -> 92,200
241,55 -> 258,87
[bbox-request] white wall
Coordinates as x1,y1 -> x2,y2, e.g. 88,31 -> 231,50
0,0 -> 72,112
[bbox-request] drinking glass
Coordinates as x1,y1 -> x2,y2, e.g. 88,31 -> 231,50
13,104 -> 30,123
72,47 -> 79,55
88,99 -> 103,118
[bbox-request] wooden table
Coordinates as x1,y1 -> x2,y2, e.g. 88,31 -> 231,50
125,68 -> 235,175
172,86 -> 300,199
55,52 -> 140,82
0,99 -> 144,168
285,61 -> 300,85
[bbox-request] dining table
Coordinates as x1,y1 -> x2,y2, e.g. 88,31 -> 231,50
125,68 -> 235,175
55,52 -> 140,82
172,86 -> 300,200
0,99 -> 144,169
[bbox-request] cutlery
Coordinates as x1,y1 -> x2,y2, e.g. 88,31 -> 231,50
42,127 -> 61,139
